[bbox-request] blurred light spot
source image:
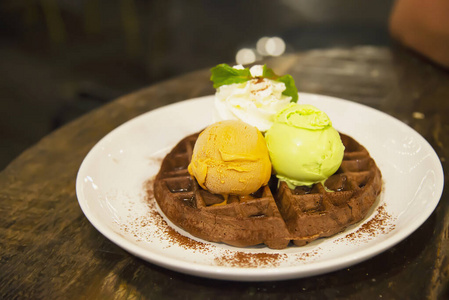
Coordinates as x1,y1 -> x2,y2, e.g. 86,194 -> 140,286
256,37 -> 270,56
256,36 -> 286,57
236,48 -> 257,65
412,112 -> 425,119
265,37 -> 285,56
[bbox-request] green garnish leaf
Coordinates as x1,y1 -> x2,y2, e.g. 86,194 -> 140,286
210,64 -> 251,89
210,63 -> 298,102
261,64 -> 277,79
262,65 -> 298,103
277,74 -> 298,103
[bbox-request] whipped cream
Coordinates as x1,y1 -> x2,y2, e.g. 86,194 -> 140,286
214,66 -> 291,132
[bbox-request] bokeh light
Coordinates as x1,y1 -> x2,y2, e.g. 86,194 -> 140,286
264,37 -> 286,56
256,37 -> 270,56
236,36 -> 286,65
235,48 -> 257,65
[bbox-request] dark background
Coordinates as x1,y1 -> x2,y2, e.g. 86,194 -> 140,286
0,0 -> 394,170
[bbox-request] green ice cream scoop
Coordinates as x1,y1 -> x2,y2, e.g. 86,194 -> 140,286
265,104 -> 345,188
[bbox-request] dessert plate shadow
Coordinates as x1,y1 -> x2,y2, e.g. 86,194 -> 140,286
76,94 -> 444,281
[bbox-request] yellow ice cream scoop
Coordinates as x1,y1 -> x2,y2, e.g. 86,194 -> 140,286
265,103 -> 345,188
188,120 -> 272,196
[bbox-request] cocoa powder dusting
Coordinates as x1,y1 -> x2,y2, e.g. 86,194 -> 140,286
215,251 -> 287,268
149,208 -> 210,252
295,248 -> 321,261
142,179 -> 208,251
334,203 -> 396,245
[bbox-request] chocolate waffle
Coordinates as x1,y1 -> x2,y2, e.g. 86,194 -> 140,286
154,132 -> 382,249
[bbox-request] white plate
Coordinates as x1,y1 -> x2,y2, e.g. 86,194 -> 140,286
76,94 -> 444,281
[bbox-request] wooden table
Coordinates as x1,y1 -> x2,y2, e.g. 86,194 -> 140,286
1,45 -> 448,299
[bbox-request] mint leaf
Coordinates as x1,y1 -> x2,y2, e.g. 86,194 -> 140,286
277,74 -> 298,103
262,65 -> 298,103
210,64 -> 251,89
262,64 -> 277,79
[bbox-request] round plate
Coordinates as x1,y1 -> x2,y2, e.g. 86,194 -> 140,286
76,94 -> 444,281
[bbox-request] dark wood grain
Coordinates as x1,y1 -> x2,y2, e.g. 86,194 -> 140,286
1,45 -> 448,299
